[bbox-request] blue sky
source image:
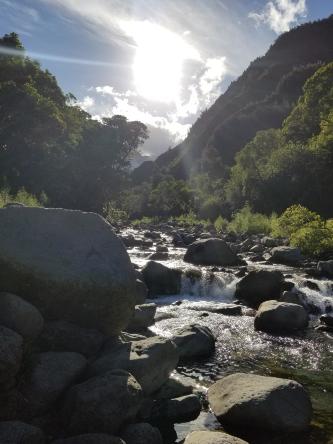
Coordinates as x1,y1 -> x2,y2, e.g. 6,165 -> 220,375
0,0 -> 332,156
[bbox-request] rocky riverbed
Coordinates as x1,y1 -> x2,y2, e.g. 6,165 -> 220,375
0,206 -> 332,444
122,224 -> 333,444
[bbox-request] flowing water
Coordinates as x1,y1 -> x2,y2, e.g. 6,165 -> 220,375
125,229 -> 333,444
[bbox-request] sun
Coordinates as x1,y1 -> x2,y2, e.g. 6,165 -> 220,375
120,21 -> 200,103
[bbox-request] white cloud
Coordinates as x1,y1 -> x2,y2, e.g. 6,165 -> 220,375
200,56 -> 227,102
249,0 -> 307,34
78,96 -> 95,111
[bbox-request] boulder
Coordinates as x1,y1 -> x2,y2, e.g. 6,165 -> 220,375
63,370 -> 143,435
234,270 -> 285,308
36,321 -> 105,357
208,373 -> 312,432
270,246 -> 303,265
0,207 -> 136,335
148,252 -> 169,261
261,236 -> 280,247
141,261 -> 181,297
184,238 -> 241,266
318,260 -> 333,277
172,324 -> 215,360
126,303 -> 156,332
279,291 -> 320,315
184,431 -> 249,444
0,421 -> 45,444
88,336 -> 179,395
151,394 -> 201,424
120,423 -> 162,444
320,314 -> 333,327
52,435 -> 124,444
0,326 -> 23,388
254,300 -> 308,334
19,351 -> 87,417
0,293 -> 44,341
135,279 -> 148,305
153,376 -> 193,399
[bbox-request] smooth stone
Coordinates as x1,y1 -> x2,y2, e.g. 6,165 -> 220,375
19,352 -> 87,417
120,423 -> 162,444
126,303 -> 157,332
36,321 -> 105,357
0,293 -> 44,341
208,373 -> 312,432
148,252 -> 169,261
153,376 -> 193,399
0,326 -> 23,389
135,279 -> 148,305
0,206 -> 136,335
0,421 -> 45,443
172,324 -> 215,360
151,394 -> 201,424
63,370 -> 143,435
320,314 -> 333,327
184,430 -> 249,444
141,261 -> 181,297
184,238 -> 241,266
270,246 -> 303,265
254,300 -> 308,334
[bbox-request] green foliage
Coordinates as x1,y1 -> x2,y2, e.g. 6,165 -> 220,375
103,202 -> 128,225
170,211 -> 210,229
227,204 -> 276,235
272,204 -> 321,238
131,216 -> 160,227
0,187 -> 44,207
214,215 -> 228,233
149,177 -> 193,217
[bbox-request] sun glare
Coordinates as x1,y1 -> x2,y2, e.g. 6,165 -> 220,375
120,21 -> 201,103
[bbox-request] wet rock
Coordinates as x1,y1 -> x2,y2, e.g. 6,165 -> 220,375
154,311 -> 178,322
0,207 -> 136,335
126,303 -> 156,332
156,245 -> 168,253
234,270 -> 285,308
88,336 -> 179,395
120,423 -> 162,444
153,376 -> 193,399
250,244 -> 264,253
52,435 -> 125,444
187,303 -> 242,316
0,421 -> 45,444
303,280 -> 320,291
270,246 -> 303,265
318,260 -> 333,277
36,321 -> 105,357
142,261 -> 181,297
172,324 -> 215,360
184,431 -> 249,444
208,373 -> 312,432
19,351 -> 87,417
151,394 -> 201,424
63,370 -> 143,435
148,251 -> 169,261
0,326 -> 23,389
280,290 -> 320,315
0,293 -> 44,341
135,279 -> 148,305
184,238 -> 242,266
320,314 -> 333,327
254,300 -> 308,334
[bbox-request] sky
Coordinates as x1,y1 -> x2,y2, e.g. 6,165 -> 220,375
0,0 -> 332,158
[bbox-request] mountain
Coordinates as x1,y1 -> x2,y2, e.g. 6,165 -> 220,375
134,15 -> 333,182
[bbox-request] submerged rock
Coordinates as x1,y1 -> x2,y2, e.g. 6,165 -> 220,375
184,430 -> 249,444
184,238 -> 242,266
0,421 -> 45,444
208,373 -> 312,432
141,261 -> 181,297
234,270 -> 285,308
63,370 -> 143,435
254,300 -> 308,334
0,207 -> 136,335
172,324 -> 215,360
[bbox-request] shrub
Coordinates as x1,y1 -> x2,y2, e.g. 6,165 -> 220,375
198,197 -> 222,221
171,211 -> 211,229
228,204 -> 275,235
103,202 -> 128,225
131,216 -> 160,227
214,215 -> 228,233
272,204 -> 321,238
290,220 -> 333,256
0,187 -> 44,207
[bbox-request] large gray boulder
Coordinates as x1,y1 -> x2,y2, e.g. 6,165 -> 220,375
184,238 -> 241,266
120,423 -> 162,444
126,303 -> 157,332
19,352 -> 87,417
270,246 -> 303,265
52,435 -> 125,444
254,300 -> 309,334
0,207 -> 136,334
172,324 -> 215,360
36,321 -> 105,357
0,293 -> 44,341
318,260 -> 333,277
234,270 -> 285,308
142,261 -> 181,297
0,326 -> 23,388
208,373 -> 312,432
63,370 -> 143,435
0,421 -> 45,444
151,394 -> 201,423
184,431 -> 249,444
88,336 -> 179,395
